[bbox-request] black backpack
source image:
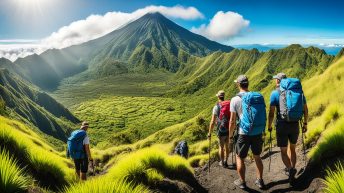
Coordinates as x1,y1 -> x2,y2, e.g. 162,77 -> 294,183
174,140 -> 188,158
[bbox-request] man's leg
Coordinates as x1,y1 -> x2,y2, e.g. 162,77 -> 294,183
289,143 -> 297,168
75,169 -> 80,178
280,147 -> 292,169
277,123 -> 292,169
80,158 -> 89,181
80,172 -> 87,181
253,155 -> 263,179
251,134 -> 264,180
224,137 -> 230,163
219,136 -> 225,163
74,159 -> 81,179
236,155 -> 246,181
235,135 -> 249,188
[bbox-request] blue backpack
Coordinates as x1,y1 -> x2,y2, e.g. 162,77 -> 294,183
67,130 -> 87,159
238,92 -> 266,135
174,140 -> 188,158
279,78 -> 304,122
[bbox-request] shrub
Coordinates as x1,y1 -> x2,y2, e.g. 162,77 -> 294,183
107,148 -> 193,186
0,149 -> 31,192
63,178 -> 149,193
323,162 -> 344,193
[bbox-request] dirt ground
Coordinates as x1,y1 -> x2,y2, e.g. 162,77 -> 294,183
196,144 -> 326,193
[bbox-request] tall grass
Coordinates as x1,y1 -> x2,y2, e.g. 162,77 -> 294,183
107,148 -> 193,185
309,117 -> 344,162
0,149 -> 31,193
63,178 -> 149,193
323,162 -> 344,193
0,116 -> 75,189
306,104 -> 344,145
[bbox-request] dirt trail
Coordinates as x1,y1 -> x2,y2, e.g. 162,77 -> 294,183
196,144 -> 325,193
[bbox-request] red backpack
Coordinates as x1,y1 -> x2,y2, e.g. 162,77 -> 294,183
216,100 -> 231,133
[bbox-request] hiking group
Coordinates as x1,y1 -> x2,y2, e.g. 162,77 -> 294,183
208,73 -> 308,190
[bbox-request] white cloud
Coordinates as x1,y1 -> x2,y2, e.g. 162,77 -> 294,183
191,11 -> 249,41
0,43 -> 47,62
41,5 -> 203,49
0,5 -> 203,61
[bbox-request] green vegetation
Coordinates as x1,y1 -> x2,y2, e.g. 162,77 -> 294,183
74,96 -> 201,147
323,162 -> 344,193
0,149 -> 31,193
0,69 -> 78,142
0,116 -> 75,190
63,178 -> 149,193
301,57 -> 344,162
107,148 -> 193,185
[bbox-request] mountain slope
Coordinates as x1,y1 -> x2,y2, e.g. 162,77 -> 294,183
8,12 -> 232,90
0,68 -> 78,141
89,12 -> 232,72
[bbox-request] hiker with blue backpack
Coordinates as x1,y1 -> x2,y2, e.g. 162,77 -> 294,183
267,73 -> 308,185
229,75 -> 266,190
208,90 -> 232,168
67,121 -> 94,181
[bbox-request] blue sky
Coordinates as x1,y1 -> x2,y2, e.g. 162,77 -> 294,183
0,0 -> 343,60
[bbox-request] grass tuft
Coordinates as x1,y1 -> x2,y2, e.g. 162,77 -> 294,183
323,162 -> 344,193
0,149 -> 31,192
63,178 -> 149,193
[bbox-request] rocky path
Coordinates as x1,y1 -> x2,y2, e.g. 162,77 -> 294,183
196,145 -> 325,193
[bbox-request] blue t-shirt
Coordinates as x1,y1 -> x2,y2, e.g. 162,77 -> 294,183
270,89 -> 307,121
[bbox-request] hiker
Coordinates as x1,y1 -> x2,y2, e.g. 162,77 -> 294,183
67,121 -> 94,181
208,90 -> 232,168
267,73 -> 308,184
229,75 -> 266,189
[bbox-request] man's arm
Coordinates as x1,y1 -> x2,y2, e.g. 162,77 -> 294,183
267,106 -> 276,132
302,104 -> 308,133
229,112 -> 237,138
208,114 -> 216,138
84,144 -> 93,161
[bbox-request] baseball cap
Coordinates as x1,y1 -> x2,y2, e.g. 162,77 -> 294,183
273,72 -> 287,80
216,90 -> 225,97
80,121 -> 89,129
234,75 -> 249,84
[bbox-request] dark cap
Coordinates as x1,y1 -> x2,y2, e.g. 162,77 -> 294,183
273,72 -> 287,80
234,75 -> 249,84
216,90 -> 225,97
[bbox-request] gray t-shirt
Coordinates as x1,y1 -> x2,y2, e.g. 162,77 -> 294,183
230,91 -> 248,135
212,104 -> 220,116
83,135 -> 90,145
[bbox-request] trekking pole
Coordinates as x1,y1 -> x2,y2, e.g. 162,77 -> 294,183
301,121 -> 307,168
269,130 -> 272,172
208,137 -> 211,173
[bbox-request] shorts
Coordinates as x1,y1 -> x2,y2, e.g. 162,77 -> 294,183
219,135 -> 234,153
236,134 -> 263,158
74,158 -> 89,173
276,121 -> 299,147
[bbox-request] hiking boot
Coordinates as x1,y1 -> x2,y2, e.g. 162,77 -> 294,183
288,168 -> 297,184
223,161 -> 229,168
234,179 -> 247,189
219,161 -> 228,168
254,178 -> 265,190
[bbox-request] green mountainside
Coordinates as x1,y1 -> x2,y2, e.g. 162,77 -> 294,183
7,12 -> 232,90
0,68 -> 78,141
